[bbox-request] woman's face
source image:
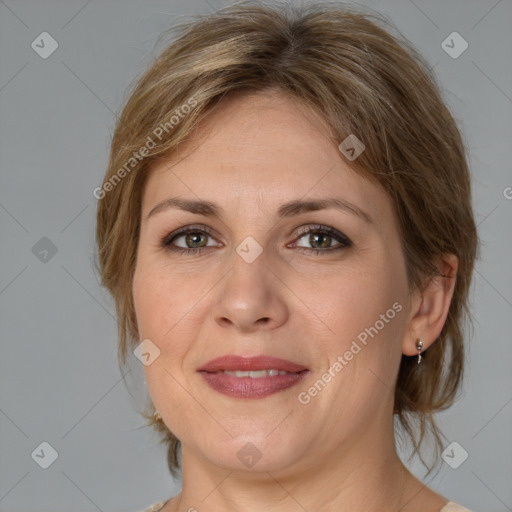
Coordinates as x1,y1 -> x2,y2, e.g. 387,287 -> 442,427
133,91 -> 412,473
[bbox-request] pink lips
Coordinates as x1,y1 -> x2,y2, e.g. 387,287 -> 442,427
197,355 -> 309,399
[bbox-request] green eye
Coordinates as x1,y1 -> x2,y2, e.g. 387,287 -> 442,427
161,224 -> 352,256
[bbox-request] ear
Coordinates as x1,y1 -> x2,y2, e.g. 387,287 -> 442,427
402,254 -> 458,356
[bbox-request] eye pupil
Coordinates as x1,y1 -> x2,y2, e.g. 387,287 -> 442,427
310,233 -> 331,249
186,232 -> 207,248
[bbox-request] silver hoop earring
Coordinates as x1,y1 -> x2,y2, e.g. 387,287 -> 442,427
416,338 -> 424,365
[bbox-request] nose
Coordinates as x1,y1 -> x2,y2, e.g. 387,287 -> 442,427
211,246 -> 288,334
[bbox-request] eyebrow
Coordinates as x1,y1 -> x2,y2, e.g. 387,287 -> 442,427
146,196 -> 373,224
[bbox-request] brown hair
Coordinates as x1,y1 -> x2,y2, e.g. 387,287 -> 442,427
95,1 -> 478,478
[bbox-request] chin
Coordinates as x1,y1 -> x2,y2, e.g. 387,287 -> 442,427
198,435 -> 307,475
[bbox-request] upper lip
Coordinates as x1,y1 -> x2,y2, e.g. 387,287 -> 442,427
198,355 -> 308,373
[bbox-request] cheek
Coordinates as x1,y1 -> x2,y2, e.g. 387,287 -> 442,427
313,278 -> 405,423
316,257 -> 407,372
132,267 -> 168,341
132,260 -> 213,370
133,260 -> 196,340
323,263 -> 402,329
133,264 -> 194,413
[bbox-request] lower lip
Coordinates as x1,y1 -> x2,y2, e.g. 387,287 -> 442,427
199,371 -> 309,399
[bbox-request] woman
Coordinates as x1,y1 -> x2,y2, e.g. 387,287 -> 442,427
95,3 -> 477,511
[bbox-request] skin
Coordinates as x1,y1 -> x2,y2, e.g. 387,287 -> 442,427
132,91 -> 458,512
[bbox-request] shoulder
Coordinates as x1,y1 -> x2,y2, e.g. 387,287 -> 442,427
440,502 -> 472,512
137,501 -> 167,512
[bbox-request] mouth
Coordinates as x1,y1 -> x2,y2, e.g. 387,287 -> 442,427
197,355 -> 309,399
197,354 -> 308,373
218,369 -> 297,377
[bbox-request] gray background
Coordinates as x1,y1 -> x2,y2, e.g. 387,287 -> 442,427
0,1 -> 511,511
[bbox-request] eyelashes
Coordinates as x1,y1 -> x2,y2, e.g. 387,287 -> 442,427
291,224 -> 352,254
159,223 -> 352,257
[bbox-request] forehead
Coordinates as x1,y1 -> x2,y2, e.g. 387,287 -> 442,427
141,91 -> 391,223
